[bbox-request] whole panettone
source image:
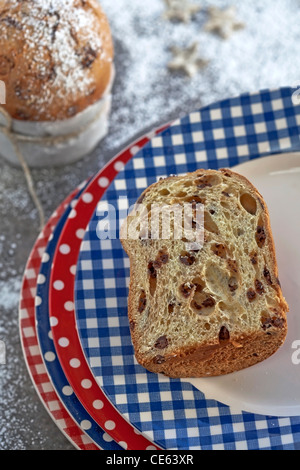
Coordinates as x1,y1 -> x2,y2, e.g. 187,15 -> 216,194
0,0 -> 114,122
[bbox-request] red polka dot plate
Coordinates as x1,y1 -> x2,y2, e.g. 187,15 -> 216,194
48,127 -> 167,450
19,182 -> 100,450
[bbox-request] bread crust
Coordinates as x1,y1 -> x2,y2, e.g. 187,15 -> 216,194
122,168 -> 289,378
134,328 -> 287,378
0,0 -> 114,121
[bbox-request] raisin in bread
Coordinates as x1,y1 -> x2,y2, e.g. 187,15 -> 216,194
121,168 -> 288,378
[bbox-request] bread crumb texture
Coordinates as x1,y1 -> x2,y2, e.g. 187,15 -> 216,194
0,0 -> 114,121
121,169 -> 289,378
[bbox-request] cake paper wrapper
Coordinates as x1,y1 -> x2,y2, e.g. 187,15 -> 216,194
0,66 -> 115,168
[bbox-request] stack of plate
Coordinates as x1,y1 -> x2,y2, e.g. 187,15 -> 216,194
19,87 -> 300,450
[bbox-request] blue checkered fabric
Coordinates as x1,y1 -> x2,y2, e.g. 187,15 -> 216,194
75,88 -> 300,450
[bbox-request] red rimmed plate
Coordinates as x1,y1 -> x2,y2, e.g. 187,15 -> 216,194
19,182 -> 99,451
48,128 -> 168,450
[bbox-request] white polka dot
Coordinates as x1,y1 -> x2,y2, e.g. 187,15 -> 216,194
80,420 -> 92,431
93,400 -> 104,410
59,244 -> 71,255
118,441 -> 128,449
68,209 -> 77,219
114,161 -> 125,172
130,145 -> 141,155
48,330 -> 53,340
64,301 -> 74,312
98,176 -> 109,188
146,446 -> 157,450
35,296 -> 42,306
69,265 -> 77,275
102,433 -> 113,442
58,337 -> 69,348
82,192 -> 93,203
70,264 -> 77,276
50,316 -> 58,327
53,280 -> 64,291
44,351 -> 56,362
104,420 -> 116,431
69,358 -> 81,368
78,180 -> 87,190
62,385 -> 73,396
70,199 -> 78,208
42,252 -> 50,263
76,228 -> 85,240
81,379 -> 92,389
37,274 -> 46,284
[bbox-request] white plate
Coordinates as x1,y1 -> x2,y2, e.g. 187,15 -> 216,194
184,152 -> 300,417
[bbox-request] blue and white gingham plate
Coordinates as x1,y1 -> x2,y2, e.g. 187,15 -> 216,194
74,88 -> 300,450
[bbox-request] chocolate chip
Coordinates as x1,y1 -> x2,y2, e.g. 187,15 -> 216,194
219,326 -> 230,342
157,250 -> 169,265
220,169 -> 232,177
148,262 -> 157,279
250,251 -> 258,265
129,321 -> 135,331
194,283 -> 204,293
168,302 -> 175,313
261,316 -> 285,331
152,250 -> 169,270
202,296 -> 216,308
263,267 -> 272,286
188,195 -> 205,206
138,290 -> 147,313
179,252 -> 195,266
222,191 -> 231,197
228,277 -> 238,292
154,336 -> 168,349
247,288 -> 257,302
255,279 -> 265,295
227,259 -> 238,273
211,243 -> 227,259
191,301 -> 202,311
256,226 -> 266,248
179,283 -> 194,298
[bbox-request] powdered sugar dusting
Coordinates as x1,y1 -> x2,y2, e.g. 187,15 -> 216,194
100,0 -> 300,152
0,0 -> 106,119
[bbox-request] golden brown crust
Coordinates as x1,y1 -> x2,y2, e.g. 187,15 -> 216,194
122,168 -> 289,378
138,327 -> 287,378
0,0 -> 114,121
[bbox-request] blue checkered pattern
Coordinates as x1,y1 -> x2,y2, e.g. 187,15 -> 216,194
35,182 -> 123,451
75,88 -> 300,450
